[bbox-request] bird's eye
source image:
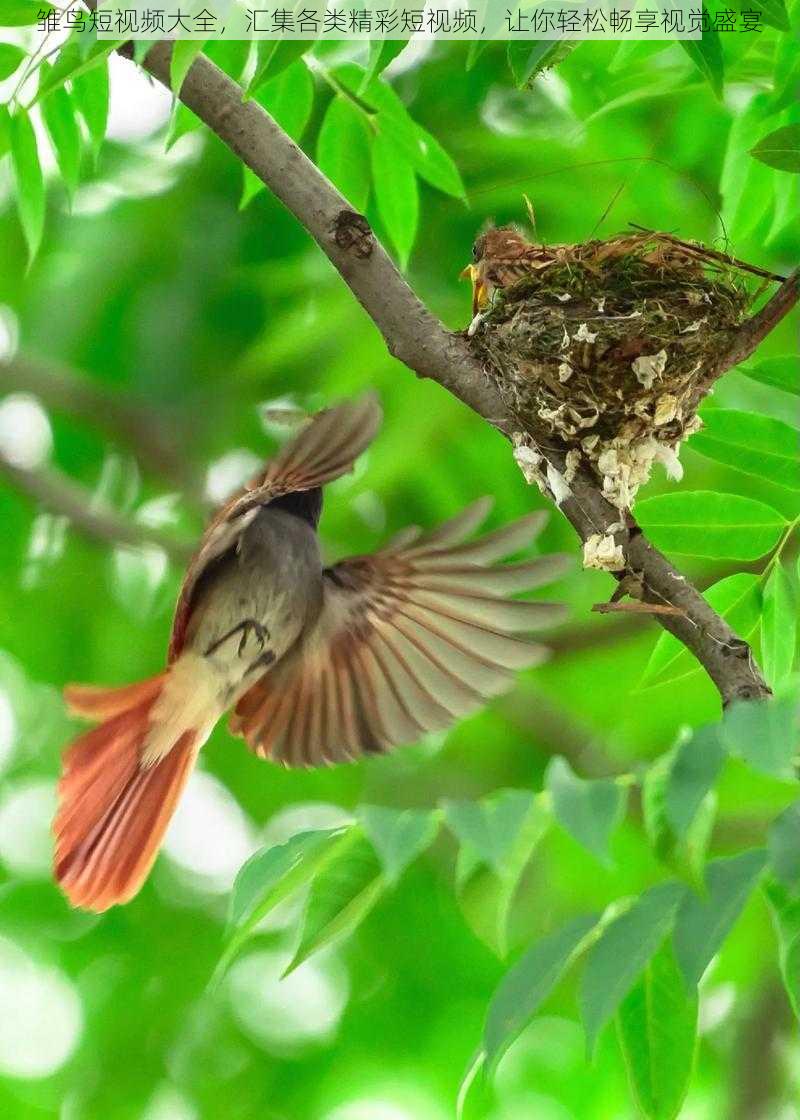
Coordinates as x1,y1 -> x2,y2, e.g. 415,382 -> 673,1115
472,242 -> 481,261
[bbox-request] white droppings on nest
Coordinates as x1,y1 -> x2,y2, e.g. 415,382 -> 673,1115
512,433 -> 547,490
681,318 -> 707,333
655,443 -> 684,481
573,323 -> 598,343
546,461 -> 572,506
654,393 -> 679,427
583,533 -> 626,572
631,348 -> 668,389
597,437 -> 667,509
555,292 -> 572,302
564,449 -> 581,484
558,361 -> 573,383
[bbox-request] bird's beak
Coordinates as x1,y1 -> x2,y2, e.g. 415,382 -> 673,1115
460,263 -> 486,317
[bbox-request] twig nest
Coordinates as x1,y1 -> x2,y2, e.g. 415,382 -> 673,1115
472,234 -> 750,509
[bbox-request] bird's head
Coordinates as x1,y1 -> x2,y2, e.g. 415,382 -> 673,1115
460,226 -> 533,314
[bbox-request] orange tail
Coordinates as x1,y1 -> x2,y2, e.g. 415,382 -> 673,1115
54,674 -> 199,912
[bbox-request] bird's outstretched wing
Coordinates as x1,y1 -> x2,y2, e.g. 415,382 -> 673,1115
168,393 -> 382,661
230,498 -> 570,767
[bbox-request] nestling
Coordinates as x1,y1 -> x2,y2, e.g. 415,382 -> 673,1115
54,394 -> 568,912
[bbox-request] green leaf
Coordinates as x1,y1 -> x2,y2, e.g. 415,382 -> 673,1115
769,802 -> 800,894
316,95 -> 372,213
746,0 -> 790,30
9,109 -> 44,266
35,39 -> 120,102
771,32 -> 800,113
617,940 -> 698,1120
255,60 -> 314,142
751,124 -> 800,173
217,827 -> 349,978
740,355 -> 800,396
166,103 -> 202,151
580,883 -> 685,1055
665,724 -> 726,837
0,1 -> 54,25
680,21 -> 723,98
642,574 -> 762,688
40,79 -> 81,206
765,878 -> 800,1018
286,829 -> 385,974
690,409 -> 800,490
205,38 -> 251,82
635,492 -> 786,561
451,790 -> 549,956
249,40 -> 310,95
484,913 -> 599,1073
334,63 -> 464,200
444,790 -> 538,877
720,92 -> 775,239
674,849 -> 768,987
72,61 -> 109,164
362,39 -> 408,91
466,40 -> 492,70
0,106 -> 9,160
378,115 -> 466,200
0,42 -> 25,80
545,758 -> 626,866
240,167 -> 263,211
762,565 -> 797,689
371,130 -> 418,268
721,697 -> 797,779
507,40 -> 576,89
359,804 -> 439,886
170,40 -> 207,96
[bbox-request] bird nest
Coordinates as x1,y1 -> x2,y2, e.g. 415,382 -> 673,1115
470,232 -> 752,510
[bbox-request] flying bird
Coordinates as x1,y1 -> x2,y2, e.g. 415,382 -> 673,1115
54,394 -> 567,912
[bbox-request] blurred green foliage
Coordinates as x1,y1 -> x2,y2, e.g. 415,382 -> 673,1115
0,13 -> 799,1120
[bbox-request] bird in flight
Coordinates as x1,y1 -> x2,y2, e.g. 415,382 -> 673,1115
54,394 -> 567,912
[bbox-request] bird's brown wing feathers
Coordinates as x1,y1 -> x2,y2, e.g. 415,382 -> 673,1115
230,499 -> 570,768
168,394 -> 382,661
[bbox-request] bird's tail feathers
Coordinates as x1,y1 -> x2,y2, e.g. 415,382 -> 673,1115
55,658 -> 218,912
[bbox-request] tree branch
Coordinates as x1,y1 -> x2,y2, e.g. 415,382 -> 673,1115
0,453 -> 193,562
713,269 -> 800,375
1,354 -> 204,501
114,41 -> 793,706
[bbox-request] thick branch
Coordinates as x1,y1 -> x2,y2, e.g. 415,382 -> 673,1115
120,43 -> 787,706
0,453 -> 193,561
714,269 -> 800,375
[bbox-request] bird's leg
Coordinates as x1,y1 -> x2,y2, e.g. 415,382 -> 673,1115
205,618 -> 270,658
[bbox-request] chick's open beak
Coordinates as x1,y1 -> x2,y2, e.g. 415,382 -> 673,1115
459,263 -> 487,317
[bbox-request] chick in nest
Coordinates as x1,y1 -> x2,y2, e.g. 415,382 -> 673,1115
463,223 -> 774,509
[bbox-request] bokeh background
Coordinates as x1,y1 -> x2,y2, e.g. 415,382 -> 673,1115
0,26 -> 798,1120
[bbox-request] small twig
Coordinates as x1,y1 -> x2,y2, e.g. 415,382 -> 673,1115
0,454 -> 194,562
592,601 -> 685,616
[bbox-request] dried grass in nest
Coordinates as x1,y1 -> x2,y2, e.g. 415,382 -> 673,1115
471,232 -> 752,510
